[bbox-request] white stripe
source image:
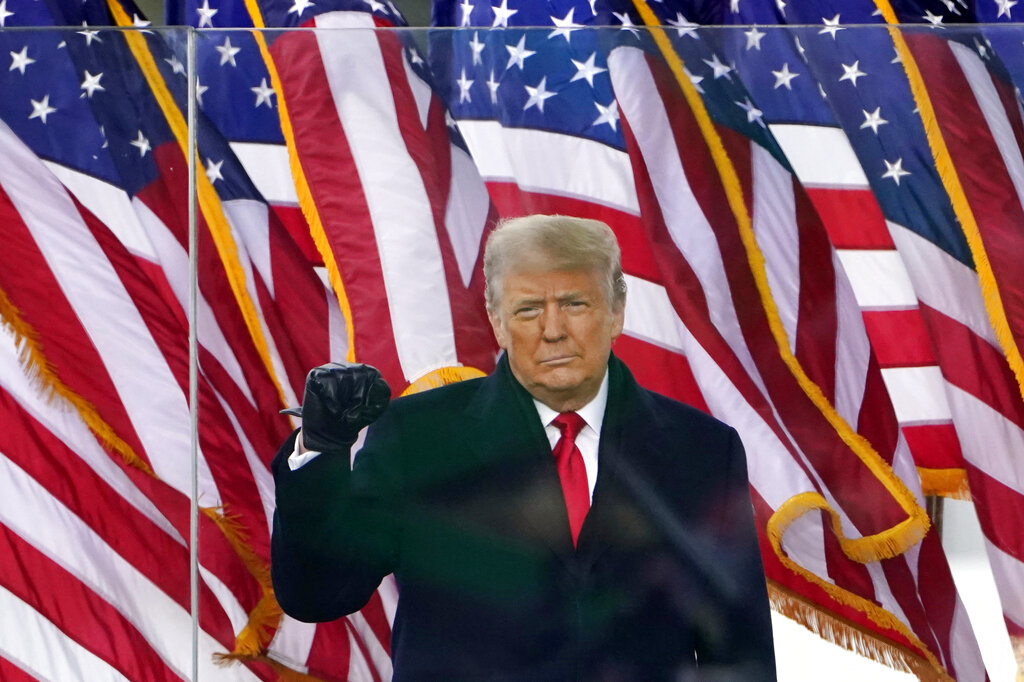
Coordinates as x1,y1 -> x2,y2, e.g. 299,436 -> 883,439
750,141 -> 800,355
403,49 -> 432,131
0,122 -> 219,502
881,366 -> 953,423
769,124 -> 869,188
945,383 -> 1024,497
315,267 -> 351,363
456,119 -> 640,214
316,11 -> 458,382
229,142 -> 299,206
348,612 -> 394,679
267,615 -> 315,673
777,509 -> 833,587
949,597 -> 989,682
213,386 -> 276,534
0,586 -> 133,682
0,454 -> 260,682
42,162 -> 157,261
886,221 -> 998,346
950,42 -> 1024,216
983,539 -> 1024,643
621,274 -> 687,353
347,626 -> 377,682
446,143 -> 490,287
832,249 -> 872,429
835,249 -> 918,309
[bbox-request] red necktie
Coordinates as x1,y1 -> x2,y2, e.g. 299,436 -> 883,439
552,412 -> 590,547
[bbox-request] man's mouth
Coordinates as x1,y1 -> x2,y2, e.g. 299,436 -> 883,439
539,354 -> 576,366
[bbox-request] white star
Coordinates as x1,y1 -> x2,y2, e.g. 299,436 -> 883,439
549,8 -> 580,41
469,31 -> 485,65
130,130 -> 152,156
997,0 -> 1017,18
592,99 -> 619,130
205,158 -> 224,183
794,36 -> 807,62
975,37 -> 992,59
165,55 -> 185,75
491,0 -> 517,27
505,34 -> 535,70
196,0 -> 217,27
77,23 -> 102,46
523,76 -> 556,113
196,81 -> 208,107
744,26 -> 765,50
216,36 -> 240,67
703,53 -> 732,79
132,13 -> 152,30
839,60 -> 866,86
819,14 -> 844,39
776,0 -> 786,15
364,0 -> 385,12
80,70 -> 104,97
882,158 -> 910,185
860,107 -> 888,134
0,0 -> 14,28
487,69 -> 500,104
251,77 -> 275,107
613,12 -> 641,37
667,13 -> 699,39
459,0 -> 474,26
407,48 -> 424,66
685,67 -> 704,93
28,95 -> 56,123
570,52 -> 607,87
456,68 -> 474,103
772,63 -> 799,90
9,46 -> 35,75
939,0 -> 961,13
923,9 -> 944,25
730,0 -> 740,12
289,0 -> 315,17
735,97 -> 765,126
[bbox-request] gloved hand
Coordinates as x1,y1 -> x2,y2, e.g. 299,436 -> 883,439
281,362 -> 391,452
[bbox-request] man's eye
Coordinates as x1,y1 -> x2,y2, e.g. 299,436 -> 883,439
564,301 -> 587,311
514,307 -> 541,319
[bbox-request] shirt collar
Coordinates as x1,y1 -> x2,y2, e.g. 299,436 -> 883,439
533,369 -> 609,435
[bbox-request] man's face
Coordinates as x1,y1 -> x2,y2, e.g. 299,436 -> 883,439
488,265 -> 624,412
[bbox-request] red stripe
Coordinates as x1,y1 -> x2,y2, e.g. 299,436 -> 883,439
855,352 -> 900,465
0,657 -> 36,682
862,309 -> 937,368
914,530 -> 961,677
614,334 -> 709,412
901,423 -> 964,470
805,187 -> 893,249
0,524 -> 181,681
271,31 -> 405,387
910,34 -> 1024,363
305,620 -> 352,682
966,463 -> 1024,564
272,204 -> 322,265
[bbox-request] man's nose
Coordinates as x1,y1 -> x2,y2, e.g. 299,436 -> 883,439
540,305 -> 567,341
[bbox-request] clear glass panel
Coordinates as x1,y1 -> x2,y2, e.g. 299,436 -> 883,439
1,16 -> 1020,681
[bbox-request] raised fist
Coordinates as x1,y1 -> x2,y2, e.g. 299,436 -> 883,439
282,362 -> 391,452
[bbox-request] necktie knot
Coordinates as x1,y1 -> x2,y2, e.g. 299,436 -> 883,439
553,412 -> 586,443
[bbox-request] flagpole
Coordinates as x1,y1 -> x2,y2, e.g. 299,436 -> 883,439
186,25 -> 200,682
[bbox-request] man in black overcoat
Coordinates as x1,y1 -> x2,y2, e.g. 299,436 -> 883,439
271,214 -> 776,681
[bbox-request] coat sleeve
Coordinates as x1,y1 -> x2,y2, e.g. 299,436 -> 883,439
270,412 -> 403,622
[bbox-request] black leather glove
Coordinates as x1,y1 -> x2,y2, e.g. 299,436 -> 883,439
281,362 -> 391,452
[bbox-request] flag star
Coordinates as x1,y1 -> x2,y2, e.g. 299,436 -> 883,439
505,34 -> 535,70
196,81 -> 208,106
735,97 -> 765,126
975,37 -> 991,59
364,0 -> 386,12
923,9 -> 944,25
549,8 -> 580,40
839,61 -> 866,86
130,130 -> 152,156
523,76 -> 556,113
882,158 -> 910,185
667,13 -> 699,39
0,0 -> 14,28
469,31 -> 485,65
205,158 -> 224,183
997,0 -> 1017,18
592,99 -> 619,130
776,0 -> 786,14
132,13 -> 152,30
487,69 -> 500,103
570,52 -> 607,87
772,63 -> 799,90
586,0 -> 597,15
80,70 -> 104,97
165,55 -> 185,75
860,106 -> 888,134
456,68 -> 474,103
794,36 -> 807,62
939,0 -> 960,13
730,0 -> 740,12
491,0 -> 517,27
251,77 -> 275,107
891,47 -> 903,64
196,0 -> 217,27
703,53 -> 732,79
445,110 -> 457,129
685,67 -> 704,93
9,46 -> 35,74
819,14 -> 844,39
612,12 -> 641,37
28,95 -> 56,123
289,0 -> 315,17
459,0 -> 474,26
77,23 -> 102,45
407,47 -> 425,66
818,82 -> 828,100
744,26 -> 765,50
216,36 -> 240,67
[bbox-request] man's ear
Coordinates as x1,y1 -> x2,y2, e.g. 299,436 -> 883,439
488,308 -> 509,349
610,303 -> 625,342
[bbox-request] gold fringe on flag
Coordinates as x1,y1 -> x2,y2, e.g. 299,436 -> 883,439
768,581 -> 952,681
918,467 -> 971,500
401,365 -> 487,396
